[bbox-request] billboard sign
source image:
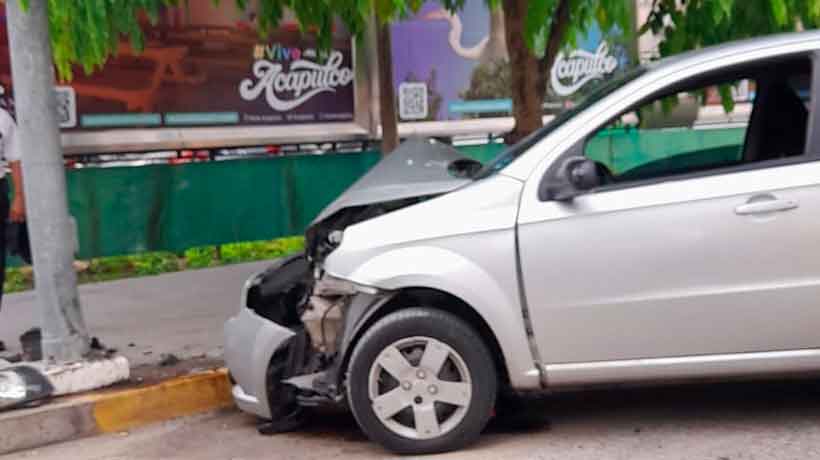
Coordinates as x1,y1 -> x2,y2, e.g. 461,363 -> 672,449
0,0 -> 355,131
391,1 -> 635,121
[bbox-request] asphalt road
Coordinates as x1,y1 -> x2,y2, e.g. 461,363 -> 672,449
0,261 -> 270,367
7,379 -> 820,460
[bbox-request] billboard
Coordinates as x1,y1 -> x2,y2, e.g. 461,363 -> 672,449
391,1 -> 635,121
0,0 -> 355,131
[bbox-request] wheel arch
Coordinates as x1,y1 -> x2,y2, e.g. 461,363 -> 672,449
338,287 -> 511,392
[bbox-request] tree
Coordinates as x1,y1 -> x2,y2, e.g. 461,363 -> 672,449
37,1 -> 820,148
645,0 -> 820,56
38,1 -> 630,146
243,0 -> 634,144
641,0 -> 820,112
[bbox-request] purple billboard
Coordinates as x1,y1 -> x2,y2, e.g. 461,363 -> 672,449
391,1 -> 634,122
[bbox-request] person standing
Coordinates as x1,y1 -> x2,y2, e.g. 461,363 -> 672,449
0,104 -> 24,354
0,106 -> 24,308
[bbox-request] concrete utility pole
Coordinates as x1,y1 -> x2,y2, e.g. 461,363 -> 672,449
6,0 -> 90,362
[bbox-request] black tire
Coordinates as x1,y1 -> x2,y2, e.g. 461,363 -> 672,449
346,308 -> 497,454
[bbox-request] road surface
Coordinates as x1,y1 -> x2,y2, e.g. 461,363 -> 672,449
0,261 -> 270,367
6,379 -> 820,459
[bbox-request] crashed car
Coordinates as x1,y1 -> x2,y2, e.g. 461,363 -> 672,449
227,32 -> 820,454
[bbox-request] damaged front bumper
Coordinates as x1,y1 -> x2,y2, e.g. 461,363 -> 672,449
224,306 -> 294,418
224,253 -> 393,421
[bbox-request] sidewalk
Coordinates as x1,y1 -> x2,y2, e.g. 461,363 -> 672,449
0,260 -> 271,367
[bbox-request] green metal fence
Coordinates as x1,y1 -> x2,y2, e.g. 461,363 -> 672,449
61,128 -> 740,260
68,152 -> 377,258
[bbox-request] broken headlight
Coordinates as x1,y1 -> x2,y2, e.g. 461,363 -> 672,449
243,254 -> 312,327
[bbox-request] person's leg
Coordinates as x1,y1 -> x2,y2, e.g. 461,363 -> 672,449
0,177 -> 9,311
0,177 -> 8,352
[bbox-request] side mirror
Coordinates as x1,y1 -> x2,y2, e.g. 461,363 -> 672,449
541,156 -> 603,201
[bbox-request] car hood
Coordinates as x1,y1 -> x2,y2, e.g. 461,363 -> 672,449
310,138 -> 475,225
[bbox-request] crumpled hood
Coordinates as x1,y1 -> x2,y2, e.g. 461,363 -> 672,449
310,138 -> 475,226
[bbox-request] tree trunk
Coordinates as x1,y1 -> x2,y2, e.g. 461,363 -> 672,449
376,22 -> 399,155
7,0 -> 91,362
502,0 -> 571,145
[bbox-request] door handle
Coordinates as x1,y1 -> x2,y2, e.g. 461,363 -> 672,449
735,198 -> 798,215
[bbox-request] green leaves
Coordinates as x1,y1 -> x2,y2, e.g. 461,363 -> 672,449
39,0 -> 633,84
770,0 -> 787,25
41,0 -> 177,80
645,0 -> 816,111
524,0 -> 558,57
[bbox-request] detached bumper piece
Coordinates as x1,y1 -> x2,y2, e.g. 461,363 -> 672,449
258,329 -> 310,435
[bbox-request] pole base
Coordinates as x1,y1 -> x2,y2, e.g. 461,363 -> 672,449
41,333 -> 91,365
26,356 -> 130,396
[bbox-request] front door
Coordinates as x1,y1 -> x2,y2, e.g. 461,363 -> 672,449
517,57 -> 820,367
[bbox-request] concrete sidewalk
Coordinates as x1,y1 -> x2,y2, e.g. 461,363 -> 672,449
0,260 -> 270,367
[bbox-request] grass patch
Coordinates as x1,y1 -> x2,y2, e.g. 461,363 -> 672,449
4,236 -> 305,294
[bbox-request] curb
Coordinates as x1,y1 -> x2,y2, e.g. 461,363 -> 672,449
0,368 -> 233,455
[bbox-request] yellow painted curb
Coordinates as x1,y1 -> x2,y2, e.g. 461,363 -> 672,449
92,368 -> 234,433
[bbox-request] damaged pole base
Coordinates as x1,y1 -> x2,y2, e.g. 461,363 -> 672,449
1,356 -> 129,412
26,355 -> 130,397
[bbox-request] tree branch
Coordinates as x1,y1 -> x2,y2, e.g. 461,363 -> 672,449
539,0 -> 571,69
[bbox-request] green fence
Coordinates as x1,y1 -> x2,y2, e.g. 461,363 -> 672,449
68,152 -> 377,258
65,142 -> 507,259
586,127 -> 746,174
61,128 -> 741,260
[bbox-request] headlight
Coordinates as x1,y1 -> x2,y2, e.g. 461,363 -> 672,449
0,365 -> 54,411
318,273 -> 381,296
328,230 -> 343,245
240,270 -> 264,309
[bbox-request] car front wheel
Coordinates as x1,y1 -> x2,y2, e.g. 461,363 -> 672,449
346,307 -> 497,454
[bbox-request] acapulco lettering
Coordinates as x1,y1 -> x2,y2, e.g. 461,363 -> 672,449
239,47 -> 354,112
550,42 -> 619,97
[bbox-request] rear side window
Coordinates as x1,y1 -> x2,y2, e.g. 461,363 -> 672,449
583,56 -> 812,184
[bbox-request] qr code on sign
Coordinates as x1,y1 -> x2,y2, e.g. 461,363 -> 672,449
399,82 -> 428,120
55,86 -> 77,128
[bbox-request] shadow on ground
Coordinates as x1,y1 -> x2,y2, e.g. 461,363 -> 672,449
286,378 -> 820,448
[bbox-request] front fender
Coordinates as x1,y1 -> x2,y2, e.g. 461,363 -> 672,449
329,244 -> 541,390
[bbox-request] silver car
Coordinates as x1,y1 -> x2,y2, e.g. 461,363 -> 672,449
225,32 -> 820,454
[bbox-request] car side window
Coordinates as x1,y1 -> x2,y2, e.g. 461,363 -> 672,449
582,57 -> 812,185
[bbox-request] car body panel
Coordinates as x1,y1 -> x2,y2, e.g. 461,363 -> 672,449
324,174 -> 542,388
545,349 -> 820,387
310,138 -> 473,226
519,161 -> 820,365
224,302 -> 295,418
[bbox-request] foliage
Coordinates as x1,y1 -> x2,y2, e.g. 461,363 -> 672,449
33,0 -> 629,81
30,0 -> 629,140
3,236 -> 305,293
21,0 -> 172,80
644,0 -> 820,56
37,0 -> 811,138
524,0 -> 632,58
644,0 -> 820,112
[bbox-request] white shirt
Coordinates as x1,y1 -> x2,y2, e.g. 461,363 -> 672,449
0,108 -> 21,179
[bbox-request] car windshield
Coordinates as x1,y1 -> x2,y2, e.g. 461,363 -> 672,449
475,65 -> 648,178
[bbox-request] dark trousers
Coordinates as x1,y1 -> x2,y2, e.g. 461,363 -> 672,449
0,178 -> 9,309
